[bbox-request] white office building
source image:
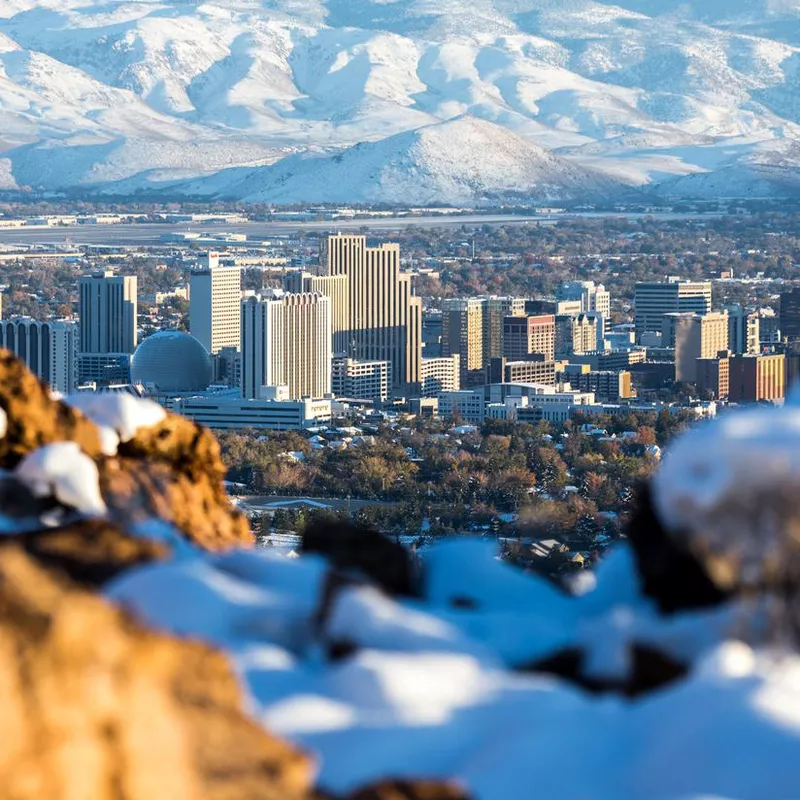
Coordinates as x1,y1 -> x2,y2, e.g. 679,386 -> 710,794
189,253 -> 242,354
241,293 -> 331,401
0,318 -> 78,393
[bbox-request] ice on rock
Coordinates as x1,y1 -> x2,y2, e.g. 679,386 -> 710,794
14,442 -> 106,516
66,393 -> 166,445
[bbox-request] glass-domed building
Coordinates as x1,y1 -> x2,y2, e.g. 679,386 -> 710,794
130,330 -> 212,393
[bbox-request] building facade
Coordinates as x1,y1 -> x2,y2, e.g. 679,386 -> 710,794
696,355 -> 730,400
420,355 -> 461,397
284,271 -> 350,355
503,315 -> 555,362
487,357 -> 556,386
189,253 -> 242,354
555,313 -> 599,358
78,270 -> 137,355
441,298 -> 485,386
781,288 -> 800,343
324,234 -> 421,391
726,304 -> 760,355
174,396 -> 332,430
728,354 -> 786,404
634,279 -> 712,339
0,318 -> 78,393
665,312 -> 729,383
557,281 -> 611,333
241,293 -> 332,401
331,357 -> 391,402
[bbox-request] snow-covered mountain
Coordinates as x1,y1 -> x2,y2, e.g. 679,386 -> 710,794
2,0 -> 800,203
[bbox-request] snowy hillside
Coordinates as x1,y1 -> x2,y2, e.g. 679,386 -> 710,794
2,0 -> 800,202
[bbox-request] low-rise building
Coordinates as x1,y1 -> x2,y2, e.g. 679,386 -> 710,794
487,357 -> 556,386
420,355 -> 460,396
173,397 -> 332,430
331,357 -> 391,402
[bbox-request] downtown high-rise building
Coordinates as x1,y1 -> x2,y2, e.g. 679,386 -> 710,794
663,311 -> 729,383
503,314 -> 556,362
0,318 -> 78,393
241,293 -> 331,401
323,234 -> 421,390
484,297 -> 526,359
557,281 -> 611,333
284,271 -> 350,355
78,270 -> 137,355
725,304 -> 760,355
780,287 -> 800,343
634,279 -> 712,339
189,253 -> 242,354
441,297 -> 486,386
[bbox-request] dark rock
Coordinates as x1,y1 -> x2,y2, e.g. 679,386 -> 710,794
345,780 -> 472,800
302,520 -> 419,598
625,484 -> 730,614
527,643 -> 688,698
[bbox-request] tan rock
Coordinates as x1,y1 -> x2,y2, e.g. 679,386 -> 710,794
0,350 -> 101,467
0,545 -> 314,800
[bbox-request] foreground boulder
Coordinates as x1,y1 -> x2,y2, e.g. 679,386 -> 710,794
0,350 -> 252,569
0,545 -> 313,800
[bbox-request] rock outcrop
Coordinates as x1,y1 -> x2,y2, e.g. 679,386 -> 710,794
0,351 -> 252,568
0,545 -> 313,800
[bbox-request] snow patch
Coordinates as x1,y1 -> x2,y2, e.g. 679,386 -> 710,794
14,442 -> 106,516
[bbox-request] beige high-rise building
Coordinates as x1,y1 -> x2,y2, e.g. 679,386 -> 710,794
484,297 -> 526,359
556,313 -> 599,358
241,293 -> 331,401
442,298 -> 486,386
189,253 -> 242,354
284,271 -> 350,355
324,234 -> 421,390
665,311 -> 729,383
557,281 -> 611,333
79,270 -> 137,355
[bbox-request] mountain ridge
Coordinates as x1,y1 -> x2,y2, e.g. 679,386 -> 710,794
2,0 -> 800,203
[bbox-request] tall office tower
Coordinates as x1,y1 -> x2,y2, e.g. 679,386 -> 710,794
557,281 -> 611,332
634,279 -> 712,339
78,270 -> 137,354
0,318 -> 78,393
324,234 -> 422,390
780,288 -> 800,343
441,298 -> 486,386
189,253 -> 242,354
284,271 -> 350,355
483,297 -> 526,359
726,304 -> 760,355
664,312 -> 729,383
555,313 -> 599,358
503,314 -> 555,362
241,293 -> 331,401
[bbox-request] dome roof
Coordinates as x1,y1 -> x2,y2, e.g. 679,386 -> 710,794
131,330 -> 212,393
